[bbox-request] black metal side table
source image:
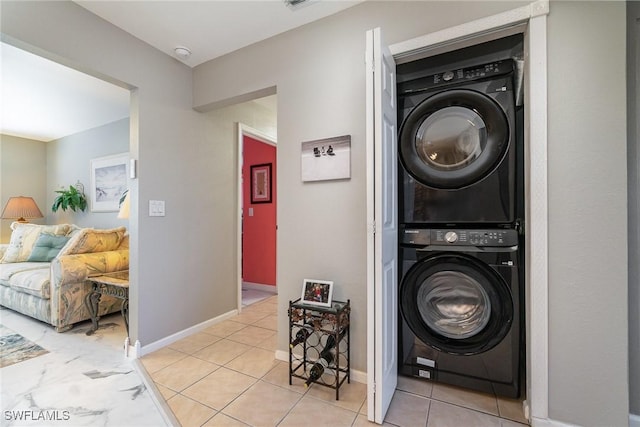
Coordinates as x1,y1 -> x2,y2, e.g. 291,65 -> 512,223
288,298 -> 350,400
84,271 -> 129,336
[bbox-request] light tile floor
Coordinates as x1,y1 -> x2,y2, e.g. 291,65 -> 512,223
142,295 -> 530,427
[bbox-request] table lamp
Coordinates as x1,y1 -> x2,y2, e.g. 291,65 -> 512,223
1,196 -> 44,223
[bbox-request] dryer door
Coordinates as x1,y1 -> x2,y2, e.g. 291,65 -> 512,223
399,89 -> 509,189
399,253 -> 513,355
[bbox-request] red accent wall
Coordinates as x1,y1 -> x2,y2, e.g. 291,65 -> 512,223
242,135 -> 277,286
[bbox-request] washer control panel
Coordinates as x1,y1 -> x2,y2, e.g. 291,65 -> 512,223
402,228 -> 518,247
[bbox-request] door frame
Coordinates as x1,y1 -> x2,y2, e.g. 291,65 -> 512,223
628,2 -> 640,424
236,123 -> 277,312
367,1 -> 549,423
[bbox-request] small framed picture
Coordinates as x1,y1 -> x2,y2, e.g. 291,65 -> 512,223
250,163 -> 272,204
301,279 -> 333,307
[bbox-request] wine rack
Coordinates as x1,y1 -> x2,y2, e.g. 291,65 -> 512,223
288,298 -> 350,400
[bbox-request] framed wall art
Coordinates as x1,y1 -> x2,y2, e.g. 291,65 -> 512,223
301,135 -> 351,182
90,153 -> 129,212
301,279 -> 334,307
250,163 -> 272,204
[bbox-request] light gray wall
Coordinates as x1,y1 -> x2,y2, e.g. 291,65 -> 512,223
547,2 -> 628,426
194,1 -> 630,424
201,98 -> 277,308
194,0 -> 528,374
46,118 -> 129,229
2,2 -> 631,424
1,1 -> 223,346
0,135 -> 47,242
628,0 -> 640,419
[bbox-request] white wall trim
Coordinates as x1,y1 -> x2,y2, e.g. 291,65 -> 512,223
239,123 -> 277,147
525,11 -> 549,421
531,417 -> 580,427
390,1 -> 547,63
135,309 -> 238,357
387,2 -> 549,424
236,122 -> 277,314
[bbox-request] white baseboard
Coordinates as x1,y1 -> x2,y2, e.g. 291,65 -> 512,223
134,309 -> 239,357
533,414 -> 640,427
242,281 -> 277,293
275,350 -> 368,384
531,417 -> 580,427
522,399 -> 530,422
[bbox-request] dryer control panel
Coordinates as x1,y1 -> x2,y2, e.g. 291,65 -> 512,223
402,228 -> 518,247
399,60 -> 514,95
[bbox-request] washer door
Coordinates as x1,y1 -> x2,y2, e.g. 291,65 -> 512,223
400,253 -> 513,355
399,89 -> 509,189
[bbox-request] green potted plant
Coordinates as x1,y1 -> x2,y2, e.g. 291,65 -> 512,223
52,185 -> 87,212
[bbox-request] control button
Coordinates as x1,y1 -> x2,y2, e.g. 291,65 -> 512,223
445,231 -> 458,243
442,71 -> 454,81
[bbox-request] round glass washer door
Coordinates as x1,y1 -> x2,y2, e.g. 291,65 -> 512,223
400,253 -> 513,355
399,89 -> 509,190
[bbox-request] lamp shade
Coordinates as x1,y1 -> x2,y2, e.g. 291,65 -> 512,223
1,197 -> 44,222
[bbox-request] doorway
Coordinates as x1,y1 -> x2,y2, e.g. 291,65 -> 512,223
237,124 -> 277,309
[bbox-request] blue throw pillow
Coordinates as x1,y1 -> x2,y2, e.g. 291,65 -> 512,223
26,234 -> 70,262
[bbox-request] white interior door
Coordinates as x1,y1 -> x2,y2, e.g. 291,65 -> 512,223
366,27 -> 398,424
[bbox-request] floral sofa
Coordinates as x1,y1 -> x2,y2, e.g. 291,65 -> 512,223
0,222 -> 129,332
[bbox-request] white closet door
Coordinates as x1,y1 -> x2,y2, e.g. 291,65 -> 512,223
365,26 -> 398,424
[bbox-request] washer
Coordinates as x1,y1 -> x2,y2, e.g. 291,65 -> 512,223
398,59 -> 518,225
398,226 -> 524,398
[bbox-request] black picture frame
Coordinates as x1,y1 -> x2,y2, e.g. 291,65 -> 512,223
250,163 -> 272,204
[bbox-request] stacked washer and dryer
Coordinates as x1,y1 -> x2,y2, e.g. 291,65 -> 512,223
396,35 -> 525,398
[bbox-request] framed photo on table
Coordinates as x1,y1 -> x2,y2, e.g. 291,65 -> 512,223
250,163 -> 272,204
90,153 -> 128,212
301,279 -> 333,307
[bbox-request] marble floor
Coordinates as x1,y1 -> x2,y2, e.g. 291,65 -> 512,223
141,295 -> 530,427
0,307 -> 167,426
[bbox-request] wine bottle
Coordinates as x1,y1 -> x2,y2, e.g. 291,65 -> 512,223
320,327 -> 346,355
304,328 -> 346,387
305,350 -> 334,387
290,325 -> 312,348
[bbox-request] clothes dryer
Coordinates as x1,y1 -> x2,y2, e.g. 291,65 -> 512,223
398,226 -> 524,397
398,60 -> 518,225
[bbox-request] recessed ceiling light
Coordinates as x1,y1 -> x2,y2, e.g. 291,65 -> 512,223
174,46 -> 191,60
284,0 -> 316,11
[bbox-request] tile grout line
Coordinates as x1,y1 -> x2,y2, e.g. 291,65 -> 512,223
146,294 -> 528,426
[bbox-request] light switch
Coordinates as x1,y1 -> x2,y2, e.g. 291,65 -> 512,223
129,159 -> 137,179
149,200 -> 165,217
248,207 -> 254,217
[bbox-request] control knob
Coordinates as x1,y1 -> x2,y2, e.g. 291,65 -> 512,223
444,231 -> 458,243
443,71 -> 454,81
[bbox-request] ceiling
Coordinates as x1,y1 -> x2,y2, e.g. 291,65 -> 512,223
76,0 -> 363,68
1,42 -> 131,142
1,0 -> 362,142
